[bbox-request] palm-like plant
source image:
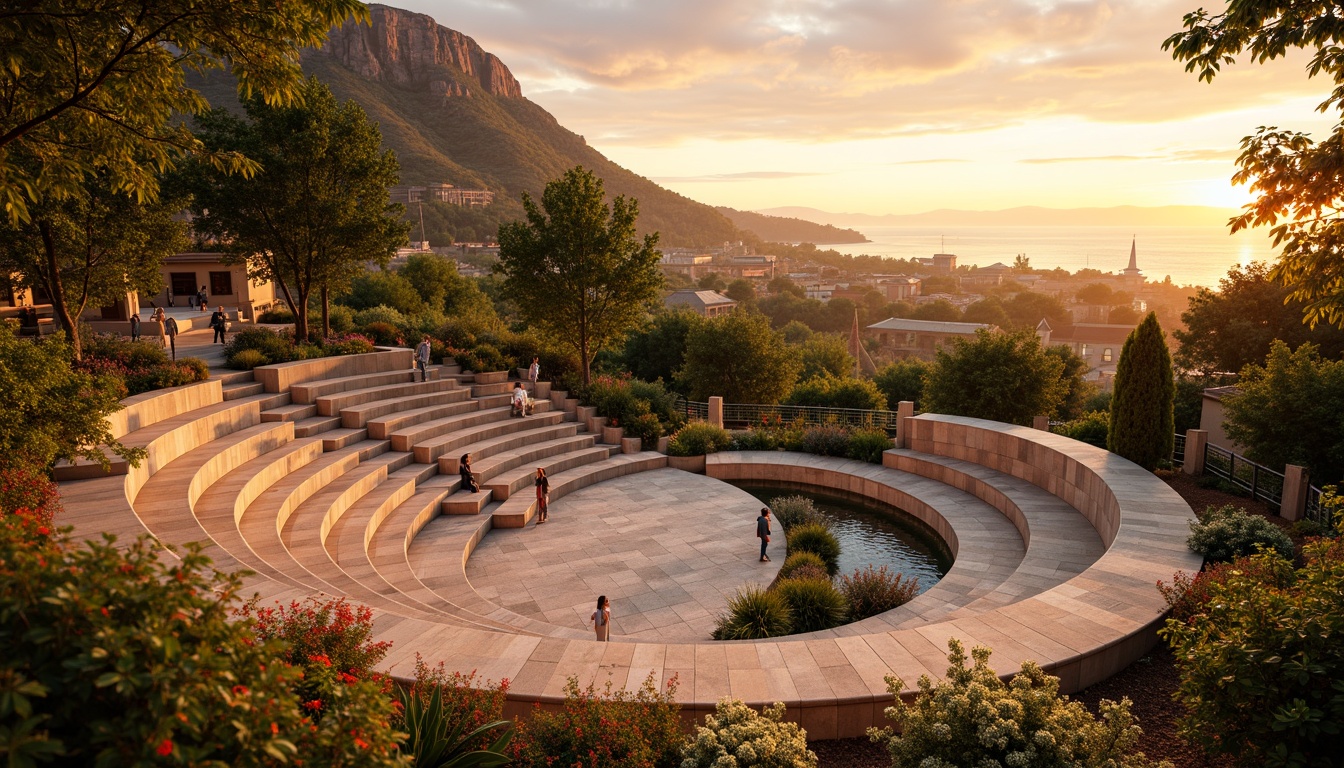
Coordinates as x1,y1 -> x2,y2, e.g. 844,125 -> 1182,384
397,685 -> 513,768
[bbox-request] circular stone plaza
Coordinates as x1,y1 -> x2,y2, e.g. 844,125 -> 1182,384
56,343 -> 1201,739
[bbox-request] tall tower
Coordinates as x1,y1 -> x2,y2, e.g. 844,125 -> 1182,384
1121,237 -> 1143,289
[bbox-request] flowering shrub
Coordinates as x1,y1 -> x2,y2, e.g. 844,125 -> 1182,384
798,425 -> 851,457
733,415 -> 806,451
713,586 -> 793,640
323,332 -> 377,356
785,523 -> 841,575
0,523 -> 404,766
0,465 -> 62,528
1156,556 -> 1291,624
668,422 -> 733,456
773,577 -> 847,634
845,427 -> 893,464
869,639 -> 1167,768
839,565 -> 919,621
224,326 -> 378,369
680,698 -> 817,768
1161,533 -> 1344,767
403,654 -> 510,753
1187,504 -> 1294,562
361,321 -> 404,347
78,332 -> 209,395
509,673 -> 682,768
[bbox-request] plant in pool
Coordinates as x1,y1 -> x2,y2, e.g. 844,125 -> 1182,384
769,494 -> 829,532
712,586 -> 793,640
773,577 -> 847,634
786,522 -> 841,575
840,565 -> 919,620
776,551 -> 828,582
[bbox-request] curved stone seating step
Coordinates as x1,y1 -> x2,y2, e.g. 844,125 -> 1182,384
365,396 -> 480,438
391,402 -> 555,455
411,411 -> 568,465
343,387 -> 472,431
261,403 -> 318,423
470,380 -> 537,398
316,426 -> 370,450
437,422 -> 583,475
290,368 -> 429,405
317,377 -> 458,417
489,451 -> 669,529
482,445 -> 617,503
442,435 -> 605,515
294,415 -> 342,437
222,381 -> 265,401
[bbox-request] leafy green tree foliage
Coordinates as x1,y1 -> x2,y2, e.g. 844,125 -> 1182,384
678,310 -> 801,403
1108,304 -> 1142,325
0,324 -> 141,472
1174,262 -> 1344,374
785,376 -> 886,410
1223,341 -> 1344,483
0,521 -> 405,767
0,178 -> 186,358
869,639 -> 1167,768
0,0 -> 364,223
620,309 -> 704,384
1166,6 -> 1344,328
497,167 -> 662,385
923,329 -> 1066,426
724,278 -> 756,305
757,292 -> 823,329
797,333 -> 854,380
1108,313 -> 1175,470
1001,290 -> 1072,330
911,300 -> 961,322
961,296 -> 1011,327
1161,533 -> 1344,768
398,252 -> 496,324
339,270 -> 428,316
873,359 -> 930,410
779,320 -> 814,344
768,275 -> 804,298
1075,282 -> 1115,305
1045,344 -> 1097,421
183,77 -> 408,340
697,272 -> 726,291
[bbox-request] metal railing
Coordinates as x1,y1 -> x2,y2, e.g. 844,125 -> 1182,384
1203,443 -> 1286,509
1172,433 -> 1185,469
1304,484 -> 1333,527
678,400 -> 902,434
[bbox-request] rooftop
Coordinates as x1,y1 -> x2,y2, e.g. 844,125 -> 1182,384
867,317 -> 993,335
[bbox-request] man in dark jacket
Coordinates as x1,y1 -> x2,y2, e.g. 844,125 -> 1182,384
164,316 -> 180,360
756,507 -> 772,562
210,309 -> 227,343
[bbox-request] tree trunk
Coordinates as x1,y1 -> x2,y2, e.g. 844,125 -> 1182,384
581,339 -> 591,386
293,287 -> 309,342
39,220 -> 82,360
321,287 -> 331,338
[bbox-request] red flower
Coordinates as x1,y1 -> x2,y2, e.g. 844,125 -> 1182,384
270,722 -> 279,735
354,737 -> 370,750
156,739 -> 173,756
232,685 -> 249,696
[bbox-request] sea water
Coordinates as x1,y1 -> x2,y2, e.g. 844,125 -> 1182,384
823,225 -> 1281,288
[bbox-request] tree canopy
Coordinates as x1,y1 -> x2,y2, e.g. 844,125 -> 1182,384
0,0 -> 365,224
1108,313 -> 1175,470
922,329 -> 1067,426
496,166 -> 663,385
678,310 -> 802,403
621,309 -> 705,384
182,77 -> 407,340
1166,1 -> 1344,328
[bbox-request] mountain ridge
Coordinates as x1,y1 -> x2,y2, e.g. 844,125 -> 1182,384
759,204 -> 1240,229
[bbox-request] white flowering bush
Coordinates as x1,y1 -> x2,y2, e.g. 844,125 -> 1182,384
681,698 -> 817,768
868,639 -> 1170,768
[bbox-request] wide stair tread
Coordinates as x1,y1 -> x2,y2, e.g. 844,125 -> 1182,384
410,410 -> 567,464
490,451 -> 668,529
442,436 -> 604,515
291,369 -> 435,405
316,377 -> 459,417
364,396 -> 479,438
436,422 -> 582,474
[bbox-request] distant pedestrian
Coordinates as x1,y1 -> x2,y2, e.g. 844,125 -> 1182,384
590,595 -> 610,642
459,453 -> 479,493
210,309 -> 227,344
756,507 -> 772,562
528,356 -> 540,384
129,312 -> 141,342
511,382 -> 531,417
152,307 -> 166,348
534,467 -> 549,524
164,316 -> 179,360
197,286 -> 207,312
416,336 -> 431,382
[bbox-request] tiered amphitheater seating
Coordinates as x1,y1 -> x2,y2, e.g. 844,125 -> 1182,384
53,350 -> 1202,739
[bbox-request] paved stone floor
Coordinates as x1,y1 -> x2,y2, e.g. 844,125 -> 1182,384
464,469 -> 783,642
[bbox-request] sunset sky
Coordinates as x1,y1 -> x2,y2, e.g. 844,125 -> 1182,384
402,0 -> 1335,217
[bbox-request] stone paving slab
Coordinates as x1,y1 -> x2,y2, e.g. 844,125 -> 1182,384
464,469 -> 780,642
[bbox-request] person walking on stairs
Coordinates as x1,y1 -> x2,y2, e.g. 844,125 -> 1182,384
152,307 -> 166,348
416,336 -> 431,382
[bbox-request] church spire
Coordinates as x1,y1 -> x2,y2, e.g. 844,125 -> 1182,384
1126,236 -> 1138,273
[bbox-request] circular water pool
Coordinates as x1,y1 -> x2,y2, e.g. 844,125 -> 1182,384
732,483 -> 952,593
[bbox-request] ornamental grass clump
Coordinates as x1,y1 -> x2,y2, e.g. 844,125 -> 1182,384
869,639 -> 1169,768
1187,503 -> 1294,562
712,586 -> 793,640
786,522 -> 841,576
773,577 -> 848,634
680,698 -> 817,768
769,495 -> 829,532
839,565 -> 919,621
776,551 -> 828,582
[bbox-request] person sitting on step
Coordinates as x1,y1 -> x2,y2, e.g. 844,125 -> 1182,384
510,381 -> 531,417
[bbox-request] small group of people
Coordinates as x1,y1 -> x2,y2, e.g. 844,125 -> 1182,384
458,458 -> 549,526
186,285 -> 210,311
127,306 -> 227,356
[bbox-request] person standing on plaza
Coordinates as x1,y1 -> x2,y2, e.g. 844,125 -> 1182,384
534,467 -> 550,524
756,507 -> 772,562
129,312 -> 141,342
197,286 -> 208,312
416,336 -> 431,382
152,307 -> 166,348
528,356 -> 540,385
590,595 -> 611,641
164,315 -> 179,360
209,308 -> 227,344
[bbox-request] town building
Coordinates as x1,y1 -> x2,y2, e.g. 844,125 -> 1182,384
156,252 -> 277,321
867,317 -> 995,360
1199,386 -> 1242,453
1045,322 -> 1137,388
390,183 -> 495,207
664,289 -> 737,317
914,253 -> 958,274
879,276 -> 922,301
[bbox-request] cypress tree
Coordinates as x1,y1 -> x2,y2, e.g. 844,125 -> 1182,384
1108,312 -> 1175,469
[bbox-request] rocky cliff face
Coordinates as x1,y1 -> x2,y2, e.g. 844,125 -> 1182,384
319,4 -> 522,99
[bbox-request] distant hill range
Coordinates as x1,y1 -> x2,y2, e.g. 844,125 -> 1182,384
192,4 -> 853,248
758,205 -> 1240,229
714,208 -> 866,244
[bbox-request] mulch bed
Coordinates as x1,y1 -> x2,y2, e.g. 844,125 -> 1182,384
809,473 -> 1271,767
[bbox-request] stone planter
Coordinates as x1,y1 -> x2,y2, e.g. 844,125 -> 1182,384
533,381 -> 551,399
601,425 -> 623,445
588,415 -> 608,434
656,436 -> 670,454
575,405 -> 597,423
562,398 -> 579,414
473,370 -> 508,385
667,454 -> 707,473
621,437 -> 642,454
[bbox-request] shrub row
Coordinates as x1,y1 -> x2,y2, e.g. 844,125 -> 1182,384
222,326 -> 376,369
732,420 -> 892,463
577,374 -> 686,449
77,331 -> 210,395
